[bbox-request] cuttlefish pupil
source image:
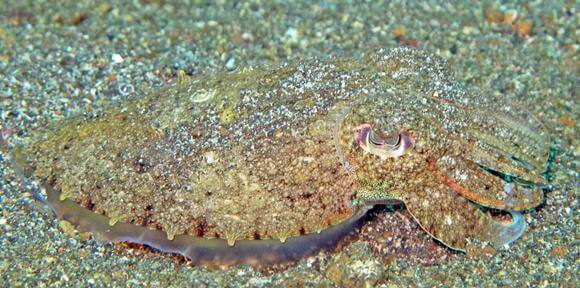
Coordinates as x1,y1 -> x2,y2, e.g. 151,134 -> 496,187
355,123 -> 415,158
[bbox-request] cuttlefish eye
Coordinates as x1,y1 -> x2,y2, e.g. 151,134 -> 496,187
354,124 -> 415,158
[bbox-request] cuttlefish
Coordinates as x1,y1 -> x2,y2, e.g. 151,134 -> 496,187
13,47 -> 550,267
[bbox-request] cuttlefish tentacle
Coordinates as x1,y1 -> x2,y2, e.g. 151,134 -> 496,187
395,164 -> 527,251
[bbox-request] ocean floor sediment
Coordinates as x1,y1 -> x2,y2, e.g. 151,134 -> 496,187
0,1 -> 577,287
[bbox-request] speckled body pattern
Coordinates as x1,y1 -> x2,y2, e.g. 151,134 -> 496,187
14,48 -> 549,262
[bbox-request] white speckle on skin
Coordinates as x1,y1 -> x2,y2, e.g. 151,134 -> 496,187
204,151 -> 217,164
446,215 -> 453,226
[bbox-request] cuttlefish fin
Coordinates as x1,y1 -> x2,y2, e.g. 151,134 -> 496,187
432,154 -> 544,211
401,167 -> 527,251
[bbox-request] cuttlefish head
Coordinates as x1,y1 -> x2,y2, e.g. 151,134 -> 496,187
331,85 -> 550,251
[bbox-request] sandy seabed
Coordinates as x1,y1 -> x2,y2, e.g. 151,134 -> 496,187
0,1 -> 577,287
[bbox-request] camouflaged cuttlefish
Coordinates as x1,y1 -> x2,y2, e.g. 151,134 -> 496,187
13,47 -> 550,267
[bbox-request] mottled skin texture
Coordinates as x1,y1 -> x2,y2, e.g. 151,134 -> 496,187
16,48 -> 549,251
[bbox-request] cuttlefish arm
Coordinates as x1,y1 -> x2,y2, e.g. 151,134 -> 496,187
433,154 -> 544,211
420,92 -> 550,185
413,93 -> 549,211
398,162 -> 526,251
